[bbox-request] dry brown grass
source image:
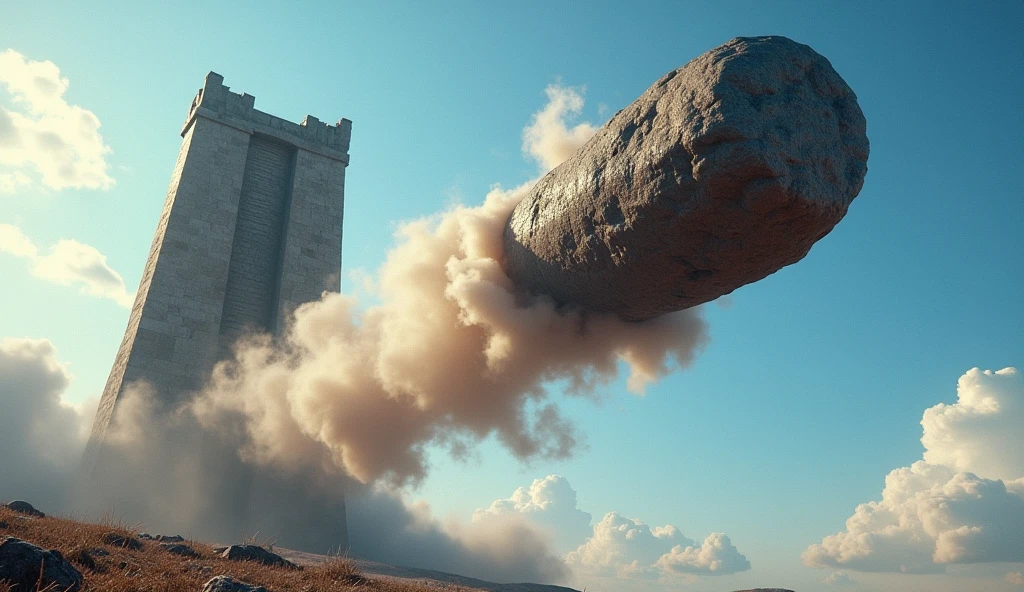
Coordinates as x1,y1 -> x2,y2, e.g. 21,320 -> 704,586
0,505 -> 474,591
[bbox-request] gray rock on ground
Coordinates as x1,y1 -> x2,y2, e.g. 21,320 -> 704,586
503,36 -> 869,321
161,542 -> 199,557
101,532 -> 143,550
220,544 -> 296,568
201,575 -> 268,592
4,501 -> 44,517
0,537 -> 83,592
67,548 -> 97,571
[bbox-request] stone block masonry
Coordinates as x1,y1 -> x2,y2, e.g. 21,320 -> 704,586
82,72 -> 351,548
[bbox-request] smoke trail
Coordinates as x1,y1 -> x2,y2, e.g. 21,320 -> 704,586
192,85 -> 708,486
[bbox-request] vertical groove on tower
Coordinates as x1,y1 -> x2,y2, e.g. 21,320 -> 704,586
219,135 -> 296,349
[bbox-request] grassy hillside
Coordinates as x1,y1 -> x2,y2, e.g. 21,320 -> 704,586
0,504 -> 478,591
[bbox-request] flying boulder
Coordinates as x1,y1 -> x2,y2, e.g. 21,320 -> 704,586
502,36 -> 869,321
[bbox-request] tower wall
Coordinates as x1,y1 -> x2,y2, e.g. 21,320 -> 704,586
83,72 -> 351,549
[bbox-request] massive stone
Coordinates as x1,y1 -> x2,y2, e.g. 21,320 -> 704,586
503,36 -> 868,321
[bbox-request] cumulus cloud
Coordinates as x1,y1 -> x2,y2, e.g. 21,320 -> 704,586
804,367 -> 1024,573
567,512 -> 687,576
565,512 -> 749,579
655,532 -> 751,576
191,86 -> 706,486
473,475 -> 750,587
0,49 -> 114,192
0,337 -> 96,510
0,223 -> 135,306
474,474 -> 593,554
522,84 -> 600,172
922,368 -> 1023,483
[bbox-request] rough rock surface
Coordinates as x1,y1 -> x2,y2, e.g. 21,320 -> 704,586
201,575 -> 268,592
0,537 -> 83,592
503,36 -> 869,321
67,548 -> 97,570
4,501 -> 44,518
102,532 -> 143,550
160,542 -> 199,557
220,544 -> 296,568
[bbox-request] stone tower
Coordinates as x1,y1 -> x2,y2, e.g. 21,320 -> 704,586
83,72 -> 351,547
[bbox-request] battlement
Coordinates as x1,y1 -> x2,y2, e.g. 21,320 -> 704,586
182,72 -> 351,163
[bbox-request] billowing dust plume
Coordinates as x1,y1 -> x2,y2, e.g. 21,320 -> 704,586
192,84 -> 707,485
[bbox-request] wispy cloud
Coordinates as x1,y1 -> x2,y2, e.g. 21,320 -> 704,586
522,84 -> 599,172
0,223 -> 134,307
0,49 -> 114,193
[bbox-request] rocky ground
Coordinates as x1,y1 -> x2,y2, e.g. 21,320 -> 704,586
0,501 -> 489,592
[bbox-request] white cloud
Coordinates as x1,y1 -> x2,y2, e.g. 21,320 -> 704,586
922,368 -> 1023,482
474,475 -> 750,586
565,512 -> 749,578
0,337 -> 96,510
0,222 -> 37,257
0,223 -> 134,307
804,367 -> 1024,573
0,49 -> 114,192
655,532 -> 751,576
473,474 -> 593,554
1008,571 -> 1024,586
823,570 -> 856,585
522,84 -> 599,172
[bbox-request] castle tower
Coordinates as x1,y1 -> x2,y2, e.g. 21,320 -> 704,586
83,72 -> 351,547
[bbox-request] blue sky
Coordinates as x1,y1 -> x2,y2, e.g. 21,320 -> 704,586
1,1 -> 1023,591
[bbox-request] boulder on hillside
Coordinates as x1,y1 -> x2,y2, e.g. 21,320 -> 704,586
3,501 -> 44,518
161,542 -> 199,557
0,537 -> 83,592
67,547 -> 97,571
201,575 -> 269,592
102,532 -> 143,550
220,544 -> 297,568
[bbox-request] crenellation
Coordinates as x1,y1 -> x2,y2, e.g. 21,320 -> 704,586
182,72 -> 350,163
